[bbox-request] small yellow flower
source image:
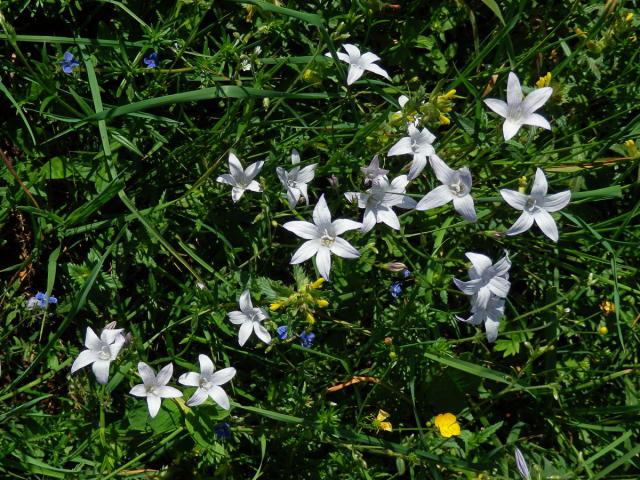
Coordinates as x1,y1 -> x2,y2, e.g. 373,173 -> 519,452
600,300 -> 615,316
624,139 -> 638,158
434,413 -> 461,438
270,302 -> 284,311
316,299 -> 329,308
310,278 -> 325,290
306,312 -> 315,325
444,89 -> 456,99
599,325 -> 609,335
438,113 -> 451,125
625,12 -> 634,22
535,72 -> 552,88
374,410 -> 392,432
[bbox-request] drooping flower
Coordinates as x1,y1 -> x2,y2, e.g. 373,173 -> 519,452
390,282 -> 402,298
500,168 -> 571,242
178,354 -> 236,409
129,362 -> 183,418
71,326 -> 126,384
387,125 -> 437,180
276,149 -> 317,209
282,194 -> 361,281
143,52 -> 158,68
457,295 -> 505,343
325,44 -> 391,85
361,155 -> 389,185
216,153 -> 264,203
415,155 -> 476,222
345,175 -> 417,233
59,51 -> 80,74
227,290 -> 271,346
299,331 -> 316,348
484,72 -> 553,141
453,252 -> 511,311
434,413 -> 461,438
514,447 -> 531,480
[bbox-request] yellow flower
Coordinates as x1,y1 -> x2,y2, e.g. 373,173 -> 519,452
625,12 -> 634,22
374,410 -> 392,432
600,300 -> 615,316
316,299 -> 329,308
438,113 -> 451,125
309,278 -> 325,290
270,302 -> 283,311
306,312 -> 315,325
599,325 -> 608,335
624,139 -> 638,158
434,413 -> 461,438
535,72 -> 552,88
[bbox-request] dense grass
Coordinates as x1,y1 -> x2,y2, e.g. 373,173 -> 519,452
1,0 -> 639,478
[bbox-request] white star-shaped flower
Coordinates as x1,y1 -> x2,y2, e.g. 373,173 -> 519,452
71,326 -> 126,384
325,44 -> 391,85
500,168 -> 571,242
457,296 -> 505,343
484,72 -> 553,141
216,153 -> 264,203
276,149 -> 317,209
453,252 -> 511,311
387,125 -> 437,180
415,155 -> 476,222
178,354 -> 236,409
283,194 -> 361,281
361,155 -> 389,185
345,175 -> 416,233
228,290 -> 271,347
129,362 -> 183,418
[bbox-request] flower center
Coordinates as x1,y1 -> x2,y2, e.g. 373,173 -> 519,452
147,385 -> 159,396
320,229 -> 335,247
524,196 -> 538,213
199,378 -> 214,390
448,179 -> 467,197
287,179 -> 298,188
98,344 -> 111,360
507,104 -> 523,121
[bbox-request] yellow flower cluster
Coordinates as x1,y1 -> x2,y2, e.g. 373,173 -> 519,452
269,277 -> 329,326
535,72 -> 552,88
434,412 -> 461,438
435,89 -> 456,125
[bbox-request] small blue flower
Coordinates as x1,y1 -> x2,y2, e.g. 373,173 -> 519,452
390,282 -> 402,298
143,52 -> 158,69
28,292 -> 58,309
276,325 -> 288,340
402,269 -> 411,279
214,422 -> 231,441
299,331 -> 316,348
59,51 -> 80,74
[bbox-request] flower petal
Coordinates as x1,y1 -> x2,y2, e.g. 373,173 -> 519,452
199,354 -> 214,377
216,174 -> 236,186
186,387 -> 209,407
347,65 -> 364,85
129,384 -> 147,397
522,87 -> 553,114
239,290 -> 253,312
531,168 -> 548,196
156,386 -> 183,398
84,327 -> 102,351
364,63 -> 390,81
533,209 -> 559,242
330,237 -> 360,259
244,160 -> 264,181
542,190 -> 571,212
290,240 -> 320,264
387,137 -> 412,157
276,167 -> 288,186
415,185 -> 453,211
92,360 -> 111,385
485,318 -> 500,343
361,208 -> 377,233
211,367 -> 236,386
231,187 -> 245,203
228,311 -> 248,325
209,385 -> 231,409
228,153 -> 244,178
360,51 -> 381,64
407,155 -> 428,181
315,246 -> 332,281
313,194 -> 332,227
71,349 -> 99,373
138,362 -> 156,385
453,278 -> 481,295
253,322 -> 272,344
342,44 -> 361,59
506,72 -> 523,105
283,220 -> 319,240
483,98 -> 508,118
488,276 -> 511,298
474,286 -> 492,311
244,180 -> 262,193
147,395 -> 162,418
465,253 -> 492,275
376,207 -> 400,230
506,211 -> 535,236
156,363 -> 173,386
238,321 -> 253,347
332,218 -> 362,235
452,195 -> 477,222
522,113 -> 551,130
430,155 -> 455,185
178,371 -> 201,387
296,165 -> 316,184
503,118 -> 522,141
500,189 -> 527,210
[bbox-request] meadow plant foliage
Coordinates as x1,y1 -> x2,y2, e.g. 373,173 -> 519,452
1,1 -> 639,478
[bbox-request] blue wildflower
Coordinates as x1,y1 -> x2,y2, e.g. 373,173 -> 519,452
402,269 -> 411,279
143,52 -> 158,69
214,422 -> 231,441
299,331 -> 316,348
276,325 -> 288,340
390,282 -> 402,298
27,292 -> 57,309
59,51 -> 80,74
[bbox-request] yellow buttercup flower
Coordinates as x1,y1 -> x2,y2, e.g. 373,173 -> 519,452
600,300 -> 615,316
599,325 -> 608,335
374,410 -> 392,432
434,413 -> 461,438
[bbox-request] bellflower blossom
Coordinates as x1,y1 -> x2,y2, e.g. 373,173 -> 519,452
387,125 -> 437,180
345,175 -> 416,233
216,153 -> 264,203
484,72 -> 553,141
415,155 -> 476,222
283,194 -> 361,281
325,44 -> 391,85
227,290 -> 271,346
361,155 -> 389,185
515,447 -> 531,480
71,326 -> 126,384
129,362 -> 182,418
457,296 -> 505,343
59,51 -> 80,74
276,149 -> 317,209
500,168 -> 571,242
178,354 -> 236,409
453,252 -> 511,311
